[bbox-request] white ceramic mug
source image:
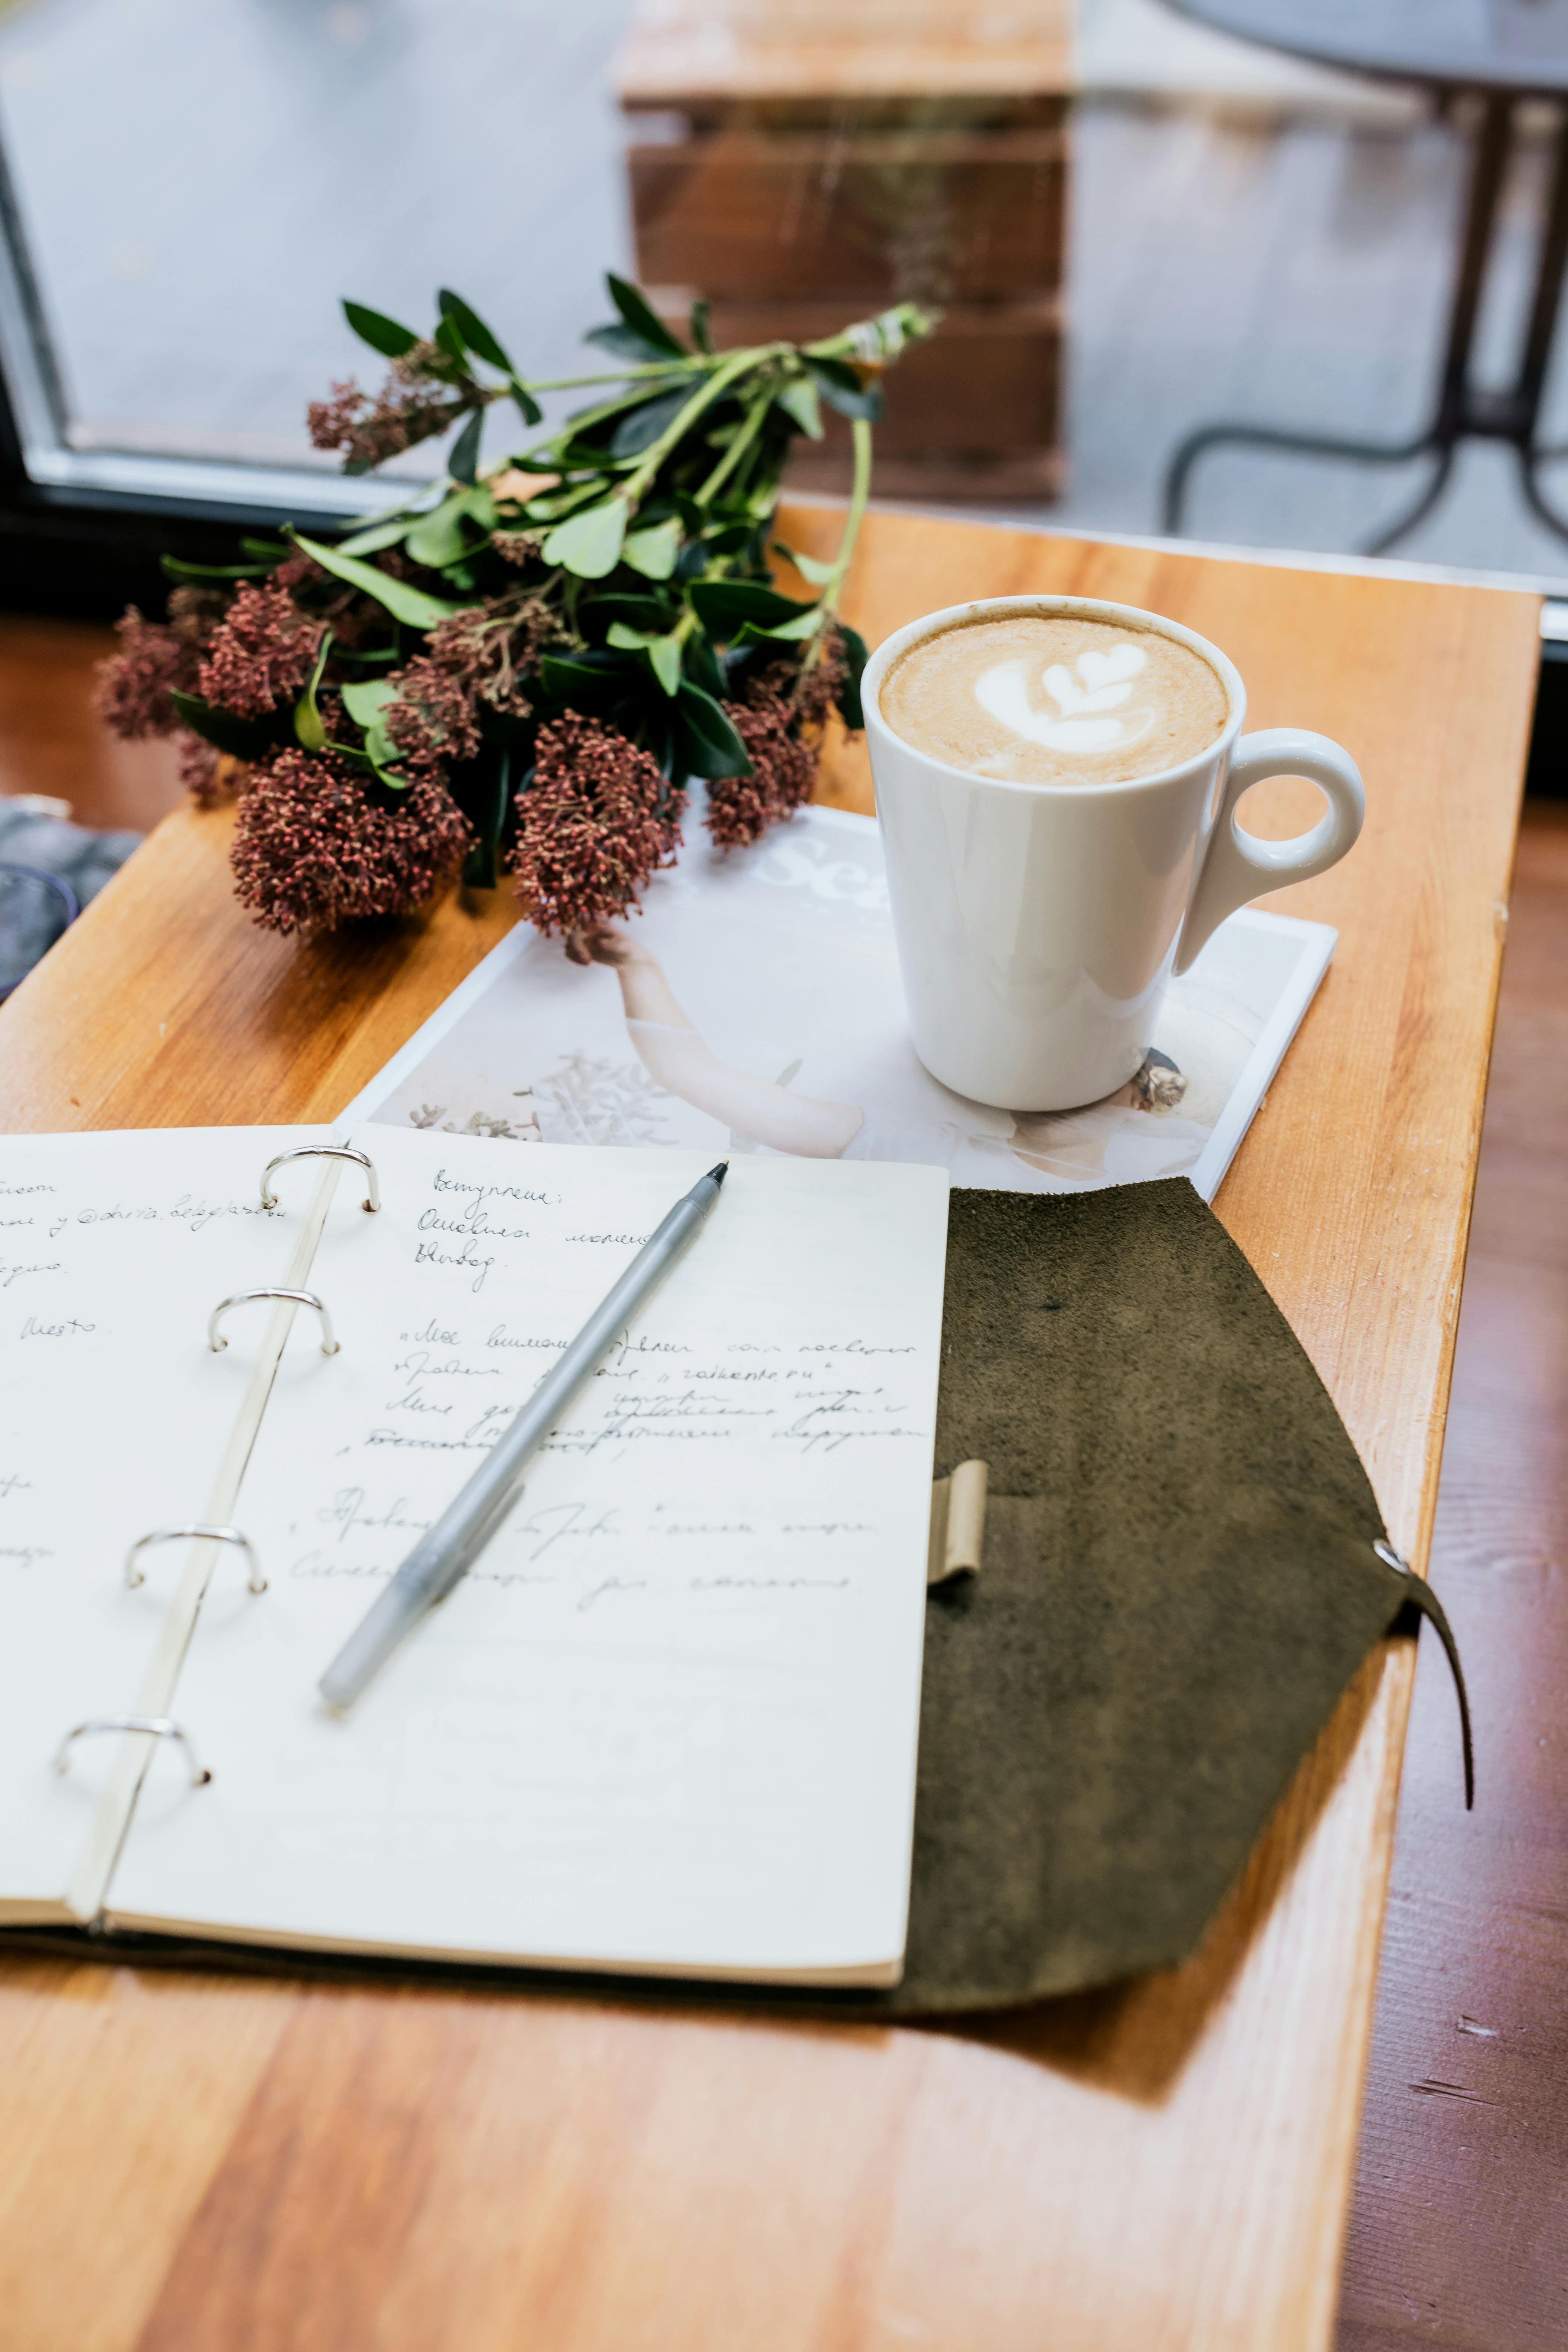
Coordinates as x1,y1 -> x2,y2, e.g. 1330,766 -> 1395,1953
862,594 -> 1365,1111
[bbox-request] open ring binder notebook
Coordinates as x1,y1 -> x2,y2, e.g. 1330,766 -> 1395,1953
0,1124 -> 950,1988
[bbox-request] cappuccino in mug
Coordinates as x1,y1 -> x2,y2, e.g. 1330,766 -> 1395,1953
880,614 -> 1228,786
864,594 -> 1366,1110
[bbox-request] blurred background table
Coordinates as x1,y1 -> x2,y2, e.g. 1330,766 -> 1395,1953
0,508 -> 1538,2352
1163,0 -> 1568,550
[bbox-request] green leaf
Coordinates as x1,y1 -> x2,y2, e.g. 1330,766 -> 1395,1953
446,408 -> 483,487
168,690 -> 286,762
240,536 -> 291,562
807,357 -> 883,423
736,608 -> 821,644
682,632 -> 725,700
773,541 -> 836,587
835,623 -> 869,730
539,651 -> 630,705
541,498 -> 627,579
293,630 -> 334,752
521,480 -> 603,523
608,622 -> 683,697
159,554 -> 272,582
341,673 -> 403,769
342,300 -> 419,359
689,297 -> 713,354
606,272 -> 689,359
432,315 -> 468,371
438,290 -> 512,373
340,676 -> 398,729
621,516 -> 682,580
676,683 -> 752,779
585,321 -> 675,365
585,593 -> 674,631
510,380 -> 543,428
775,377 -> 824,439
401,487 -> 476,564
459,745 -> 512,889
690,578 -> 817,636
335,514 -> 416,557
290,532 -> 463,628
609,386 -> 690,459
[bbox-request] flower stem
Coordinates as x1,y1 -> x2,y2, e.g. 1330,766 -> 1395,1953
620,347 -> 782,509
695,389 -> 773,505
817,417 -> 872,623
514,363 -> 702,392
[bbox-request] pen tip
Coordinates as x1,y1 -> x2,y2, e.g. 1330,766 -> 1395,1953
708,1160 -> 729,1187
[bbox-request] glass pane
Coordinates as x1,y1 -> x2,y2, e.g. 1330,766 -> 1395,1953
0,0 -> 1565,590
0,0 -> 632,477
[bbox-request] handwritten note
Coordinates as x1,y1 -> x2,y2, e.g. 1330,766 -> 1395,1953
0,1125 -> 334,1918
108,1131 -> 950,1983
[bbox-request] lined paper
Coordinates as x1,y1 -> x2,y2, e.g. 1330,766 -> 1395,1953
0,1126 -> 331,1920
105,1131 -> 949,1982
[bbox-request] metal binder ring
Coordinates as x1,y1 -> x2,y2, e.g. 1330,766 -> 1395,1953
261,1143 -> 380,1215
52,1716 -> 212,1787
124,1525 -> 266,1594
208,1288 -> 338,1357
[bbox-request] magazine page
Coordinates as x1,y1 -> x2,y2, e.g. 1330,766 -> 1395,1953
342,799 -> 1334,1202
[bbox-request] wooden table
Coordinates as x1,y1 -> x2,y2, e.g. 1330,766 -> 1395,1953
0,511 -> 1537,2352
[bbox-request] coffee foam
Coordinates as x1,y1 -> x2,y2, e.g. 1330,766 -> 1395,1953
880,614 -> 1229,785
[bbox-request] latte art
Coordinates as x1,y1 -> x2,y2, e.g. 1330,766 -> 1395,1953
975,642 -> 1153,754
880,614 -> 1228,785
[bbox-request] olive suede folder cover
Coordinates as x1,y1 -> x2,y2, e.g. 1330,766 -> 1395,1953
9,1176 -> 1468,2016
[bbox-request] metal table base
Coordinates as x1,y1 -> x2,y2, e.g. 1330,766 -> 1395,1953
1163,97 -> 1568,553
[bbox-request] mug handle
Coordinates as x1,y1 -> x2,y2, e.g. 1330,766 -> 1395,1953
1174,728 -> 1365,976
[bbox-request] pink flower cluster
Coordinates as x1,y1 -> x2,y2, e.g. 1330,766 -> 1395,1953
198,585 -> 322,719
230,750 -> 471,937
306,352 -> 469,470
509,714 -> 685,933
706,643 -> 846,849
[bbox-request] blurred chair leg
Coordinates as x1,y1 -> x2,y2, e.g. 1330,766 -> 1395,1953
1361,445 -> 1460,555
1507,109 -> 1568,547
1161,96 -> 1515,554
1162,421 -> 1438,539
1518,451 -> 1568,546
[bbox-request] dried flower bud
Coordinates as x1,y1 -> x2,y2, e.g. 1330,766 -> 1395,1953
383,654 -> 483,784
509,714 -> 684,933
93,609 -> 198,740
230,748 -> 471,937
307,370 -> 470,470
198,583 -> 323,720
491,529 -> 543,567
178,734 -> 224,805
705,642 -> 849,848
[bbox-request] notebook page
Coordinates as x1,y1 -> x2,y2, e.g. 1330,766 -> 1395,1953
105,1131 -> 950,1982
0,1126 -> 332,1920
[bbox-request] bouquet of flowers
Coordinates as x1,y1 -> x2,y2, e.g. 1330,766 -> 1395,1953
95,277 -> 934,938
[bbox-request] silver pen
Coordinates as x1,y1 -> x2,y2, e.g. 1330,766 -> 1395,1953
319,1159 -> 729,1711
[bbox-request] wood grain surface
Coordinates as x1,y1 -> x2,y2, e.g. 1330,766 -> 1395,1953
1337,804 -> 1568,2352
0,511 -> 1537,2352
615,0 -> 1073,110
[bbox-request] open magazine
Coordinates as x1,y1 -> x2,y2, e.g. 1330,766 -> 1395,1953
341,799 -> 1335,1202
